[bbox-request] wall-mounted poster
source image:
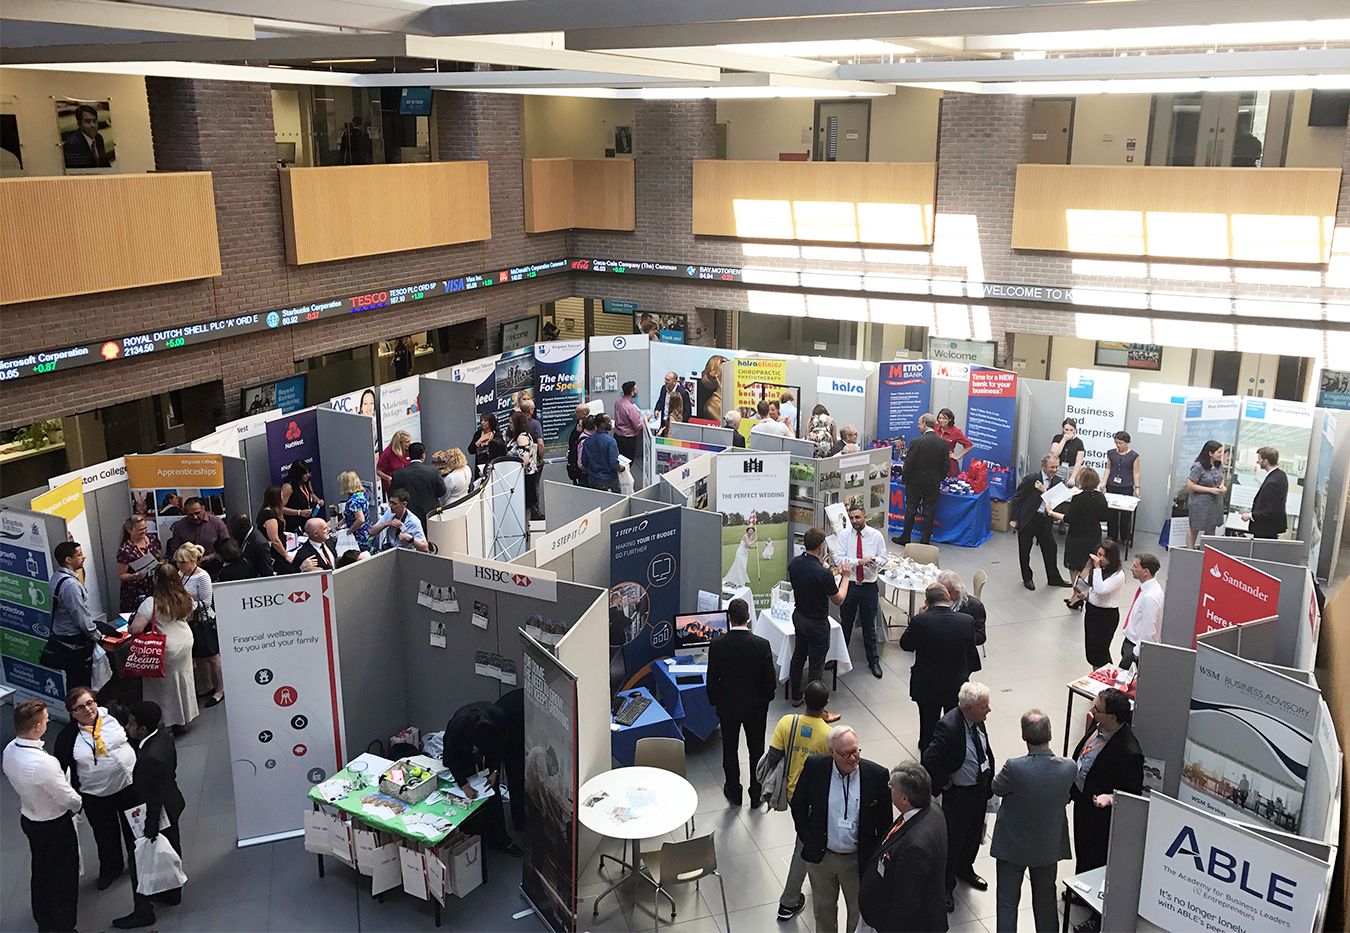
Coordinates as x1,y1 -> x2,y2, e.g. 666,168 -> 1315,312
1094,341 -> 1163,371
614,125 -> 633,155
1316,368 -> 1350,410
632,311 -> 687,344
56,98 -> 115,172
241,374 -> 307,416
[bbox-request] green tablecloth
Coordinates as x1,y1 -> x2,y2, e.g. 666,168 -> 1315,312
307,754 -> 488,847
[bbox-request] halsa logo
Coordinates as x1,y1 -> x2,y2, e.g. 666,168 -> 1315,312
285,421 -> 302,442
1068,377 -> 1095,399
1164,825 -> 1298,911
830,379 -> 865,394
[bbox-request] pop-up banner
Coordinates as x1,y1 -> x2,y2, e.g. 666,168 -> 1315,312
33,478 -> 103,618
714,452 -> 789,611
732,357 -> 788,411
265,409 -> 325,500
0,508 -> 61,706
380,375 -> 423,447
215,572 -> 345,845
1194,547 -> 1281,645
534,340 -> 586,454
967,367 -> 1017,499
125,453 -> 226,540
611,507 -> 682,675
875,361 -> 931,446
1063,368 -> 1130,471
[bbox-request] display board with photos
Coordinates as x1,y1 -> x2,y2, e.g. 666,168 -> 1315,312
632,311 -> 687,344
800,448 -> 891,553
1094,341 -> 1164,371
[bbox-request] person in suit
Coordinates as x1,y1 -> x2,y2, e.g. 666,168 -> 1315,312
991,710 -> 1076,933
1241,446 -> 1288,539
900,584 -> 982,751
442,689 -> 526,852
62,103 -> 112,169
1009,453 -> 1072,591
791,726 -> 893,933
723,410 -> 747,447
115,701 -> 187,929
390,443 -> 448,524
895,413 -> 950,545
705,598 -> 777,806
858,761 -> 948,933
827,425 -> 860,456
226,514 -> 275,578
921,682 -> 995,913
653,371 -> 692,429
292,518 -> 336,571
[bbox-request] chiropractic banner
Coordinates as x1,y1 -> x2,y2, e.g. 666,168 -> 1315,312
610,506 -> 682,676
0,507 -> 62,707
215,572 -> 345,844
731,357 -> 788,411
875,361 -> 931,447
520,635 -> 579,933
265,408 -> 325,501
125,453 -> 226,539
714,451 -> 790,611
966,367 -> 1018,499
1063,368 -> 1130,471
1194,547 -> 1281,645
534,340 -> 586,455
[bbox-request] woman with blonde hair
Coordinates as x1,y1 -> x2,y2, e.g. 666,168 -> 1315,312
443,448 -> 473,503
337,470 -> 370,552
175,542 -> 222,706
697,354 -> 728,422
128,563 -> 198,732
115,515 -> 161,613
377,429 -> 413,495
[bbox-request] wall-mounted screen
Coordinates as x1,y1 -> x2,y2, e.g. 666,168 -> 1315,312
1094,341 -> 1162,371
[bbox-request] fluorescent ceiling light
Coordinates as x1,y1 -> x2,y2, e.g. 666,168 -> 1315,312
717,40 -> 914,59
634,85 -> 885,99
971,19 -> 1350,52
899,74 -> 1350,95
311,58 -> 378,64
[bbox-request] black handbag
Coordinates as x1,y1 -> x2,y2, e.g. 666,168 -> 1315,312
39,577 -> 92,670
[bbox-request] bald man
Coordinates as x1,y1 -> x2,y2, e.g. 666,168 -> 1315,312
292,518 -> 335,571
654,371 -> 692,429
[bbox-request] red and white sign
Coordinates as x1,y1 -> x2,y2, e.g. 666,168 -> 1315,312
1194,548 -> 1281,645
968,368 -> 1017,398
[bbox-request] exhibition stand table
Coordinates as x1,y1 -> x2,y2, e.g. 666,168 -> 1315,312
1104,493 -> 1141,555
1060,865 -> 1107,933
878,563 -> 941,624
660,657 -> 718,741
752,609 -> 851,695
611,686 -> 682,767
888,483 -> 992,548
579,765 -> 699,920
1063,667 -> 1138,756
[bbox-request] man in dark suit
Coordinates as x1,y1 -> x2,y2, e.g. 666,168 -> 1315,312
653,371 -> 693,429
62,103 -> 112,169
443,689 -> 526,852
791,726 -> 892,933
921,682 -> 995,914
859,761 -> 948,933
991,709 -> 1076,933
293,518 -> 336,571
1009,453 -> 1071,591
227,514 -> 275,578
1241,445 -> 1289,539
828,425 -> 860,457
705,598 -> 777,806
1070,688 -> 1143,878
895,413 -> 950,545
115,702 -> 187,929
724,411 -> 747,447
899,584 -> 982,750
565,404 -> 589,485
390,442 -> 447,524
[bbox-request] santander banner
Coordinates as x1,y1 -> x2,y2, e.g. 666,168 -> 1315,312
1194,547 -> 1281,645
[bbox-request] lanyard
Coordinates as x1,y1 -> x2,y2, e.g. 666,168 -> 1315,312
842,771 -> 852,820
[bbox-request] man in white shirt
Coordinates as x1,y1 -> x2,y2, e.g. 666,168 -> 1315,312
830,503 -> 888,679
749,399 -> 793,438
1120,553 -> 1164,669
4,699 -> 83,932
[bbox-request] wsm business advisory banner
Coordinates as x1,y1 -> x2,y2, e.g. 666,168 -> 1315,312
875,361 -> 931,446
967,367 -> 1018,498
611,506 -> 682,677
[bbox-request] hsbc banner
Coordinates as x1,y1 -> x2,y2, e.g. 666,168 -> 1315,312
215,572 -> 345,844
534,340 -> 586,455
967,367 -> 1018,499
451,553 -> 558,602
875,361 -> 931,446
266,408 -> 325,501
611,507 -> 682,678
1140,793 -> 1329,933
1194,547 -> 1281,645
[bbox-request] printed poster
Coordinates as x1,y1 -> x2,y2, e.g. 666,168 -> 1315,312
265,409 -> 325,501
732,358 -> 788,411
331,386 -> 380,454
875,361 -> 931,447
647,344 -> 729,423
967,367 -> 1017,499
1232,397 -> 1312,538
1172,397 -> 1241,545
1063,368 -> 1130,471
1316,367 -> 1350,411
611,507 -> 682,677
534,341 -> 586,455
714,451 -> 790,611
1308,412 -> 1336,573
379,375 -> 422,447
56,98 -> 115,172
0,507 -> 63,707
125,453 -> 226,539
32,477 -> 104,618
1193,547 -> 1281,645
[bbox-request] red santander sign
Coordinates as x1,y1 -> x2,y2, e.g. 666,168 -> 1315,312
1194,547 -> 1280,645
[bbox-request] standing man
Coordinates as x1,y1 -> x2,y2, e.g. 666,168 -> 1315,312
787,527 -> 850,712
49,540 -> 112,690
895,413 -> 949,546
4,699 -> 83,933
293,518 -> 337,571
900,584 -> 981,750
858,762 -> 948,933
116,701 -> 188,929
565,404 -> 590,485
831,503 -> 887,679
654,371 -> 692,430
922,681 -> 995,914
227,514 -> 275,578
991,710 -> 1076,933
1119,553 -> 1163,670
1241,446 -> 1288,539
370,490 -> 430,552
705,598 -> 777,807
165,497 -> 230,573
1009,454 -> 1072,591
613,382 -> 643,462
1070,688 -> 1143,886
582,415 -> 622,492
790,726 -> 892,933
390,442 -> 447,524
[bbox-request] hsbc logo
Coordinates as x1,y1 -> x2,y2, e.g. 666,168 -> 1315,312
242,591 -> 311,610
473,565 -> 531,589
512,573 -> 531,586
288,591 -> 310,603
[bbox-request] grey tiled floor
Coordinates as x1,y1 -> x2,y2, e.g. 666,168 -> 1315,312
1,530 -> 1169,932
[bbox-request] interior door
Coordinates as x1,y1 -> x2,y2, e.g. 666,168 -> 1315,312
1026,99 -> 1074,164
815,101 -> 871,162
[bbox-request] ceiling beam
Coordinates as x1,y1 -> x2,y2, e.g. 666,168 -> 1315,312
1,0 -> 255,40
125,0 -> 433,35
604,46 -> 841,80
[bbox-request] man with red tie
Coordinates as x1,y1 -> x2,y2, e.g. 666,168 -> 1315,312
831,502 -> 888,679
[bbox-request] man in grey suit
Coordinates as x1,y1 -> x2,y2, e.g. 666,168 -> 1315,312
990,710 -> 1077,933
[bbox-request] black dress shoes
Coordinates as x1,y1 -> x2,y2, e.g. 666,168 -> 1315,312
945,894 -> 955,913
869,661 -> 883,679
722,784 -> 743,806
1049,579 -> 1073,588
96,867 -> 123,891
1023,580 -> 1036,591
113,912 -> 156,929
958,870 -> 989,891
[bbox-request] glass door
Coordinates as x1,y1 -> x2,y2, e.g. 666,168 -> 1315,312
1151,91 -> 1286,167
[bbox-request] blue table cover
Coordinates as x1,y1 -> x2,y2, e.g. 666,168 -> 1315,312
610,686 -> 682,767
888,483 -> 992,548
662,657 -> 717,741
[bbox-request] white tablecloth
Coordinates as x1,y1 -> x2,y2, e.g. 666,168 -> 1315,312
753,609 -> 853,683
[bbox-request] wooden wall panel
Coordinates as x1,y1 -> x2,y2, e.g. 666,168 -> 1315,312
1316,582 -> 1350,929
0,172 -> 221,305
522,158 -> 635,233
1011,164 -> 1342,264
279,162 -> 491,265
691,160 -> 937,245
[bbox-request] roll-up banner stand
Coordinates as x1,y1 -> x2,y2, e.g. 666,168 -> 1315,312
1306,411 -> 1336,578
125,453 -> 227,541
1171,397 -> 1241,548
520,633 -> 580,933
875,361 -> 931,447
714,451 -> 789,611
967,367 -> 1018,499
534,340 -> 586,455
611,506 -> 682,678
215,571 -> 345,846
1063,368 -> 1130,471
380,374 -> 423,447
32,478 -> 102,617
265,409 -> 325,501
0,506 -> 67,709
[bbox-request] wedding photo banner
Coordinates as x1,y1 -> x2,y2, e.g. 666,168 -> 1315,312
714,452 -> 789,611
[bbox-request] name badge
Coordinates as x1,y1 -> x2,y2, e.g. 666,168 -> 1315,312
837,815 -> 856,831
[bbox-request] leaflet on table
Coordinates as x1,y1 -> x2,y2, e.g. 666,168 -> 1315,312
445,772 -> 496,802
1041,483 -> 1074,510
123,803 -> 172,840
1103,493 -> 1140,512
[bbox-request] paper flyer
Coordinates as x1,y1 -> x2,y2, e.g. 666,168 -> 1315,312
429,619 -> 447,649
471,601 -> 489,630
474,650 -> 493,678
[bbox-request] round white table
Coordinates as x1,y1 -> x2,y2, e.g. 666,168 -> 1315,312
580,766 -> 698,917
879,564 -> 940,623
752,609 -> 853,688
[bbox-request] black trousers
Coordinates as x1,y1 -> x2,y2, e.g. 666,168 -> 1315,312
21,812 -> 79,932
788,612 -> 830,702
916,699 -> 957,752
942,783 -> 988,894
1017,513 -> 1064,584
838,581 -> 880,666
1104,492 -> 1134,544
82,785 -> 139,880
129,823 -> 183,918
1082,603 -> 1118,669
615,433 -> 640,463
718,706 -> 769,799
900,482 -> 940,544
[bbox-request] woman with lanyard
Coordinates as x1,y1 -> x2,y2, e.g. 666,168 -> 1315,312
1104,431 -> 1140,545
54,686 -> 138,891
280,460 -> 323,535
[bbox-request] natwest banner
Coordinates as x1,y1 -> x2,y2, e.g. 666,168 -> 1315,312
966,367 -> 1017,499
1194,547 -> 1281,645
265,409 -> 325,500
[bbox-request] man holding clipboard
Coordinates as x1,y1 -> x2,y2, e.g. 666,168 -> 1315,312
1008,455 -> 1073,591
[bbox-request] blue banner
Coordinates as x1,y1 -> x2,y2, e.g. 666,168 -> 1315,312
611,507 -> 682,679
2,655 -> 66,702
534,341 -> 586,454
967,367 -> 1018,499
875,361 -> 931,445
265,408 -> 325,500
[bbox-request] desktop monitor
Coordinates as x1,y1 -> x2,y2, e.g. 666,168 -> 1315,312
673,611 -> 729,650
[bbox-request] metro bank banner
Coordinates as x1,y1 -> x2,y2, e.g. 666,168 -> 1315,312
875,361 -> 931,446
967,367 -> 1017,498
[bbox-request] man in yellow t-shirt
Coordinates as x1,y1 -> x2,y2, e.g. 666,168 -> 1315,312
762,680 -> 833,921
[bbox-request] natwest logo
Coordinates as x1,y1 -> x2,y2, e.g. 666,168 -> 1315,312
285,421 -> 302,441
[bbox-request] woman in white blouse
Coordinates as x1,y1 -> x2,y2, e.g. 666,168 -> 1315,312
1076,540 -> 1126,669
442,447 -> 474,504
176,542 -> 222,708
54,686 -> 138,889
129,562 -> 199,732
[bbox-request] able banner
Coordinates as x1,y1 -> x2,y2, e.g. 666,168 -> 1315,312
875,361 -> 931,447
534,340 -> 586,454
1194,547 -> 1281,645
215,572 -> 345,844
714,452 -> 789,610
265,409 -> 325,500
125,453 -> 226,539
610,507 -> 682,675
966,367 -> 1017,499
520,635 -> 579,933
0,507 -> 62,706
1063,368 -> 1130,471
32,478 -> 103,618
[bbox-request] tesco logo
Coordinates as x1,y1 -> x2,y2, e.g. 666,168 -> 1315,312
349,292 -> 389,310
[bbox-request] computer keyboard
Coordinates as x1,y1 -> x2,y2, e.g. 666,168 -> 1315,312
613,694 -> 652,726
